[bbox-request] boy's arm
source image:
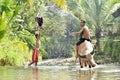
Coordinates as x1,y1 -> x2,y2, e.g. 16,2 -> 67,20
72,27 -> 84,35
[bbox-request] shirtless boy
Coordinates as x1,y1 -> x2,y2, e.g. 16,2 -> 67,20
28,33 -> 41,66
72,20 -> 91,58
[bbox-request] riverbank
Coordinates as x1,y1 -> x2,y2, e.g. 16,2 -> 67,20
38,57 -> 110,66
38,56 -> 116,66
38,57 -> 77,66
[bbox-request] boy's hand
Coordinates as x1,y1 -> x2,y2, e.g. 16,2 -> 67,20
70,32 -> 76,36
71,32 -> 79,35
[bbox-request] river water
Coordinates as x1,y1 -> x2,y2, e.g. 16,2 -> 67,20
0,64 -> 120,80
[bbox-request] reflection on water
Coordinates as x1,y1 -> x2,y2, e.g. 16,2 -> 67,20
80,70 -> 95,80
32,68 -> 39,80
69,70 -> 95,80
0,64 -> 120,80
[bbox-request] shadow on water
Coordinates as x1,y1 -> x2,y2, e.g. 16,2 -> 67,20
0,64 -> 120,80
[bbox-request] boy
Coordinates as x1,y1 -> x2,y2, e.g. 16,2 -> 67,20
72,20 -> 91,59
28,33 -> 41,66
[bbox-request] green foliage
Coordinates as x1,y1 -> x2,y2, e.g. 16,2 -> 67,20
0,30 -> 6,41
104,36 -> 120,63
0,12 -> 6,40
0,38 -> 30,66
104,39 -> 112,53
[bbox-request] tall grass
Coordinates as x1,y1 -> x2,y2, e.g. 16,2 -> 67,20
0,39 -> 31,66
104,36 -> 120,63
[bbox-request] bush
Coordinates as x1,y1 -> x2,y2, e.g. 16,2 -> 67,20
0,39 -> 31,66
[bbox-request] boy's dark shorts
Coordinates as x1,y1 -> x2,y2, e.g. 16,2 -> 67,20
76,38 -> 91,46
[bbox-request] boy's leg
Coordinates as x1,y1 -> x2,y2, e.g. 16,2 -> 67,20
75,39 -> 84,62
76,40 -> 83,56
75,45 -> 79,62
76,45 -> 78,56
35,61 -> 38,66
28,61 -> 34,66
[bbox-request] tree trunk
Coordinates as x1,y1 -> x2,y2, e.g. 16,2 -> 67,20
95,27 -> 102,54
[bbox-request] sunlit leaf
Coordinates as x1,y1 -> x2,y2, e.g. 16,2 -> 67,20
0,30 -> 6,41
27,0 -> 33,6
55,0 -> 67,10
12,41 -> 28,52
13,6 -> 22,16
0,11 -> 6,32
